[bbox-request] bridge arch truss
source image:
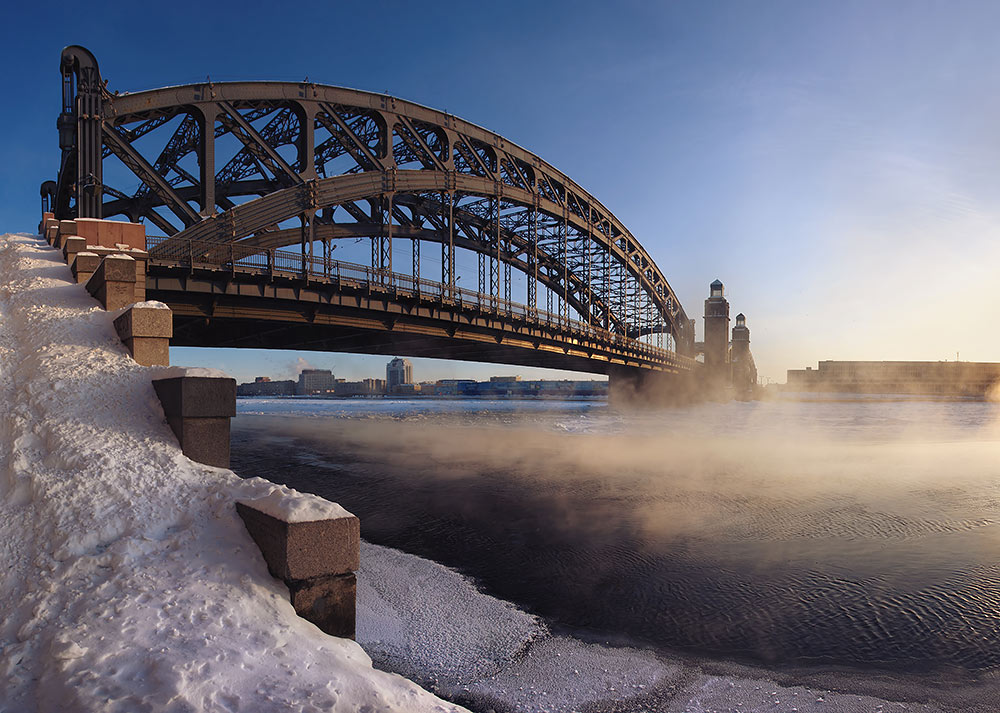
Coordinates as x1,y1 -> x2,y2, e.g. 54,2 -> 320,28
51,46 -> 694,354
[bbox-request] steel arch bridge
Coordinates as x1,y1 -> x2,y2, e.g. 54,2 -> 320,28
47,46 -> 697,378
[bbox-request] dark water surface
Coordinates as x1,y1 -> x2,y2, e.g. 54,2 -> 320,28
230,397 -> 1000,680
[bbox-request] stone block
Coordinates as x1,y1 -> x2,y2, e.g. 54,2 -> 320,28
62,236 -> 87,264
85,255 -> 137,311
114,303 -> 173,340
114,304 -> 172,367
96,280 -> 134,311
152,376 -> 236,418
75,218 -> 146,250
234,502 -> 360,581
39,212 -> 54,234
46,225 -> 59,245
122,337 -> 170,367
163,416 -> 230,468
153,374 -> 236,468
288,573 -> 356,639
131,253 -> 148,302
99,254 -> 137,283
58,220 -> 77,237
72,252 -> 102,284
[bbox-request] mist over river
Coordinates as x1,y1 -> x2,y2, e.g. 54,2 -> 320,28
230,396 -> 1000,710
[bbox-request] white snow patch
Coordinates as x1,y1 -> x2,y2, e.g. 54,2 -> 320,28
238,481 -> 354,523
132,300 -> 170,310
151,365 -> 232,380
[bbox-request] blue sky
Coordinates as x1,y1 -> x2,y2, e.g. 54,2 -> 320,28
3,1 -> 1000,384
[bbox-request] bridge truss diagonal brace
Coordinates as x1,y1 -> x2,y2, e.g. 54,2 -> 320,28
103,127 -> 201,228
315,103 -> 386,171
216,102 -> 303,186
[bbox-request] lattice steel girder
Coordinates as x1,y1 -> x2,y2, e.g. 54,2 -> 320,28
54,67 -> 690,345
227,186 -> 625,335
108,89 -> 683,303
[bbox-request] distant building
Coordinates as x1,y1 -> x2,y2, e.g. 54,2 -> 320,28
786,361 -> 1000,397
297,368 -> 335,395
386,358 -> 413,393
237,378 -> 296,396
435,379 -> 477,396
332,378 -> 387,397
489,375 -> 521,383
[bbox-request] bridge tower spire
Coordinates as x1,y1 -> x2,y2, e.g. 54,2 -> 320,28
703,279 -> 730,386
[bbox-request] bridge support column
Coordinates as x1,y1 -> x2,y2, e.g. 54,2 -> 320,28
152,371 -> 236,468
236,492 -> 359,639
608,366 -> 699,408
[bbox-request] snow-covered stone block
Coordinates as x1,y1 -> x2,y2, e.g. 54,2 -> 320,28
236,488 -> 360,639
85,254 -> 137,311
114,301 -> 173,339
113,302 -> 173,367
57,219 -> 77,241
62,236 -> 86,264
45,224 -> 59,245
71,251 -> 101,284
152,372 -> 236,467
235,491 -> 360,581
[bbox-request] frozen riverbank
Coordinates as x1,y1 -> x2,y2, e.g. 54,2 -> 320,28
0,230 -> 987,712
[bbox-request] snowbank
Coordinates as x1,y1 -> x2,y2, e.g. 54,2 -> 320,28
0,234 -> 463,712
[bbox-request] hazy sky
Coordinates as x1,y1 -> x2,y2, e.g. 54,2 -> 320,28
3,0 -> 999,384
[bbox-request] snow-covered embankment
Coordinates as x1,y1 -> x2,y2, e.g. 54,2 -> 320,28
0,232 -> 463,712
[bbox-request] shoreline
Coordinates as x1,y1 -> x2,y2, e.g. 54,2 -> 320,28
357,537 -> 992,713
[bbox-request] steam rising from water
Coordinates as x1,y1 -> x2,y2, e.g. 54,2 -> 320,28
232,399 -> 1000,675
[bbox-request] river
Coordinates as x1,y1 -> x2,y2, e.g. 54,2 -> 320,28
230,396 -> 1000,712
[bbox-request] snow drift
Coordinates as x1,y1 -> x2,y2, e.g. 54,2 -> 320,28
0,232 -> 463,712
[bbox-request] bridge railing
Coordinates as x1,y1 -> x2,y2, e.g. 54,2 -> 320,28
146,236 -> 698,370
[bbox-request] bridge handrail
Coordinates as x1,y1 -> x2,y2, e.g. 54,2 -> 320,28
146,235 -> 699,370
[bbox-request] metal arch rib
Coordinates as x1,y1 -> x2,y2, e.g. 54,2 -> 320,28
104,81 -> 688,329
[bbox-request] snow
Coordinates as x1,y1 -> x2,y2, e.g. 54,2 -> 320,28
132,300 -> 170,310
0,231 -> 961,713
238,482 -> 354,523
151,365 -> 232,381
0,233 -> 462,713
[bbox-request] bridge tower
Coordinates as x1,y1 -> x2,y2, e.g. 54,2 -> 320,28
730,312 -> 757,397
703,279 -> 730,384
